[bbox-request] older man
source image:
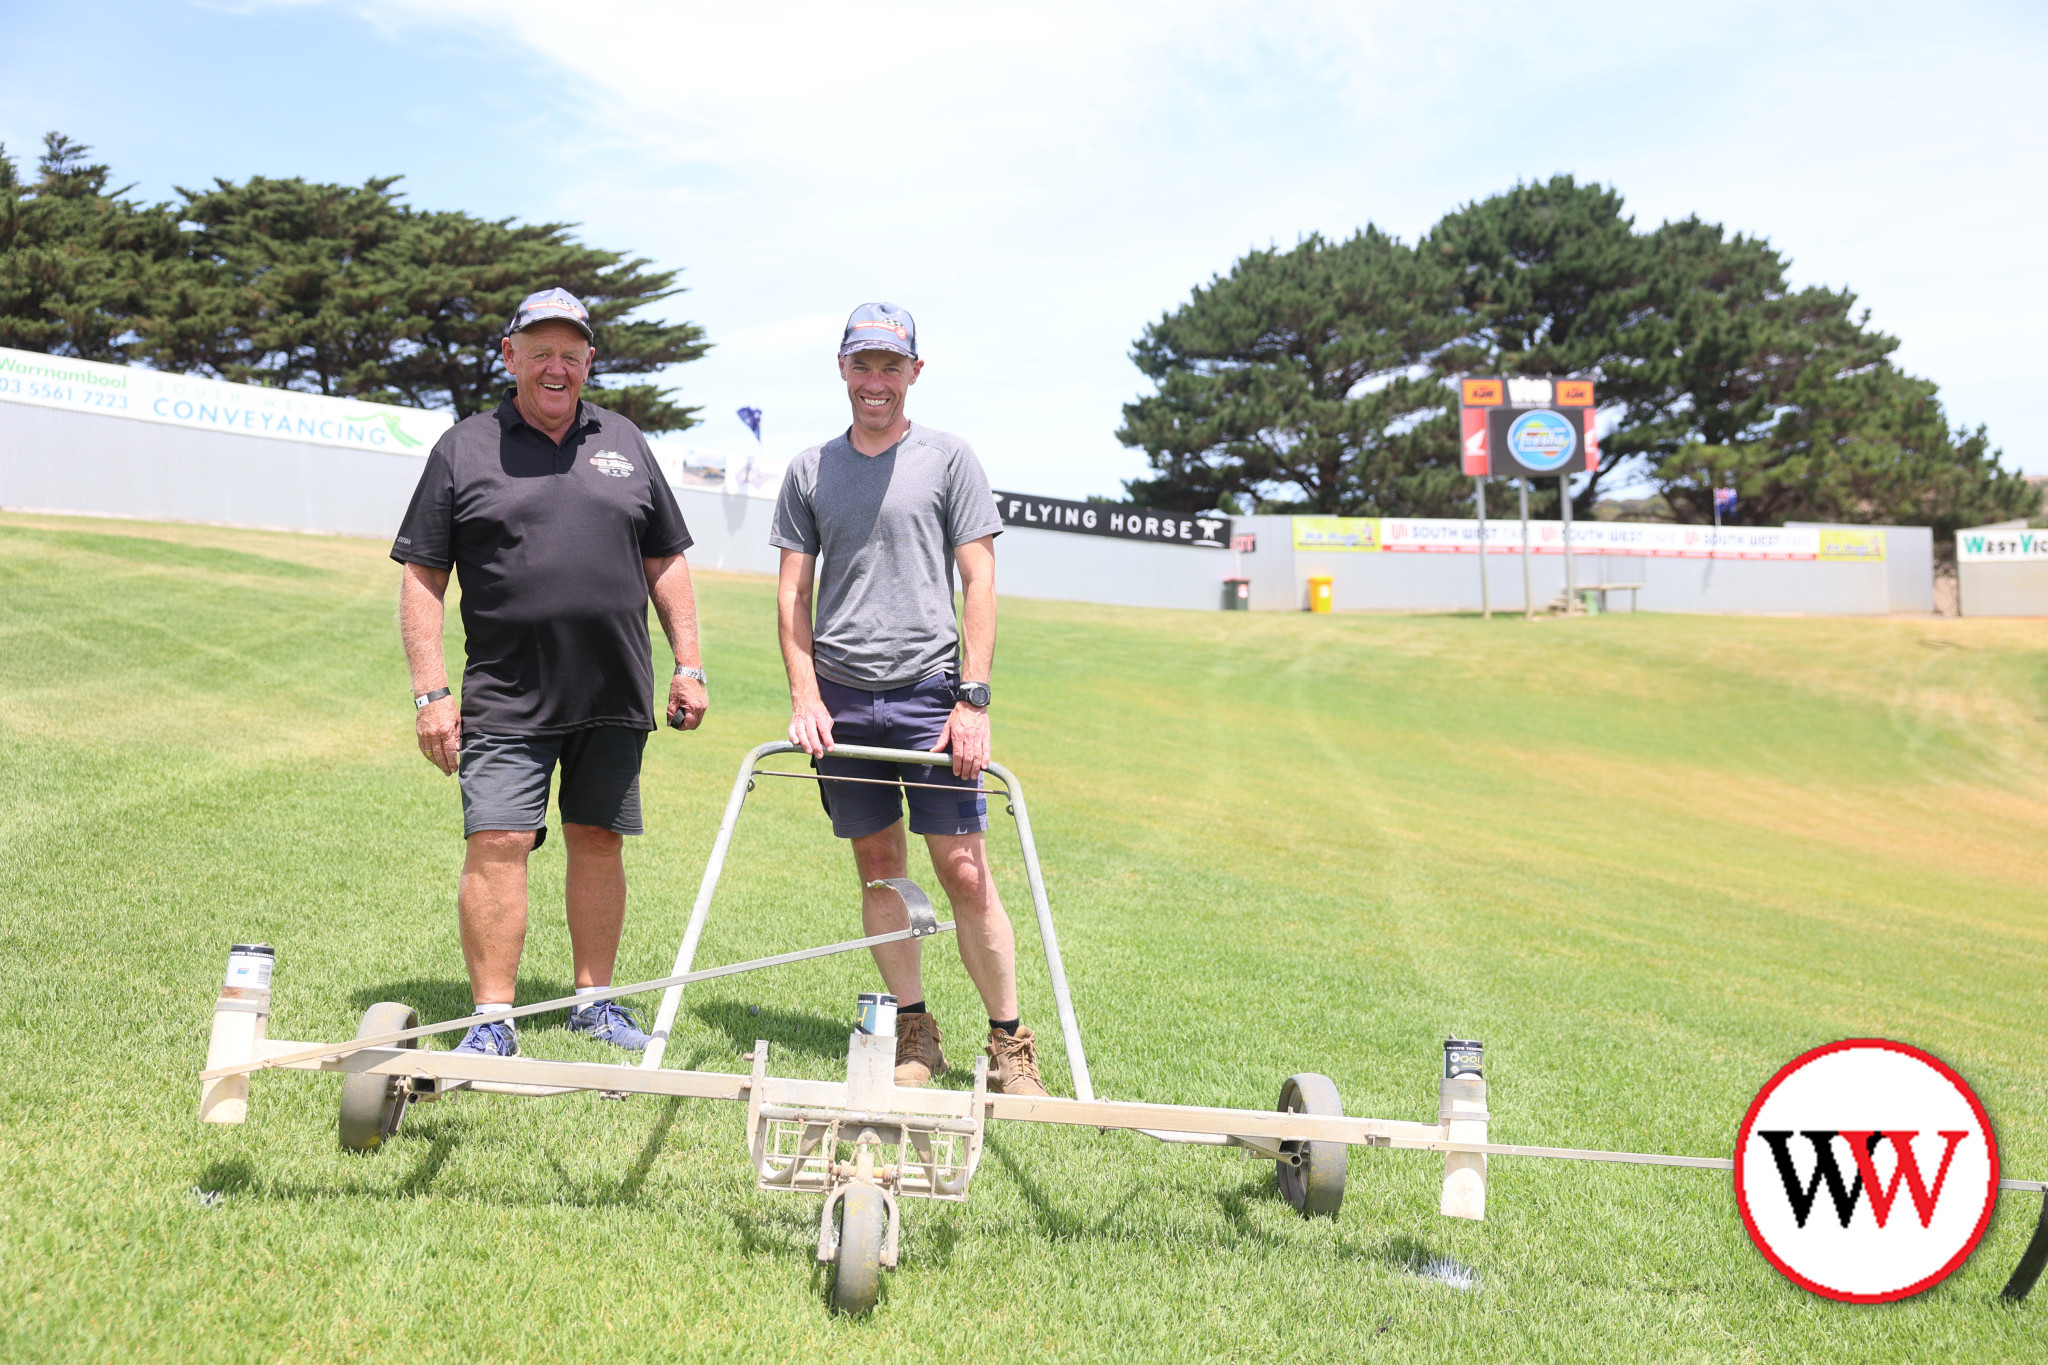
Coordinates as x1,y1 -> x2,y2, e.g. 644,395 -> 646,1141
392,287 -> 708,1058
772,302 -> 1047,1097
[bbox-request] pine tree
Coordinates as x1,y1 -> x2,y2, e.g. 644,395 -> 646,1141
0,140 -> 709,432
1122,174 -> 2031,531
0,134 -> 181,361
378,208 -> 708,426
152,179 -> 708,429
154,175 -> 416,398
1117,228 -> 1460,514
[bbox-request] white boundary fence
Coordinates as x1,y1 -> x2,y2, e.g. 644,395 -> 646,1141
1232,514 -> 1931,616
0,354 -> 1936,616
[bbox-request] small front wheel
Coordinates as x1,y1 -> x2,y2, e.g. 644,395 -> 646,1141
831,1184 -> 887,1314
1276,1072 -> 1347,1218
338,1002 -> 419,1153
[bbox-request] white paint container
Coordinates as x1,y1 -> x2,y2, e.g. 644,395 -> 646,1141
200,943 -> 274,1125
224,943 -> 275,990
1439,1038 -> 1488,1221
855,992 -> 898,1038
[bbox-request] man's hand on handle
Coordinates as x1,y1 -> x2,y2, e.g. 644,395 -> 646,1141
789,694 -> 836,757
667,672 -> 709,731
934,700 -> 990,779
416,696 -> 461,775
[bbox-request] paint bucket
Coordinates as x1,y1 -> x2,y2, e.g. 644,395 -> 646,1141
224,943 -> 275,991
855,992 -> 898,1037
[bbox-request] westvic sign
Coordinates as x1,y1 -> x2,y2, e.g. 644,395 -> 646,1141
991,491 -> 1229,549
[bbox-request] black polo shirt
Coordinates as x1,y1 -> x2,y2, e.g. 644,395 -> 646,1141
391,395 -> 692,736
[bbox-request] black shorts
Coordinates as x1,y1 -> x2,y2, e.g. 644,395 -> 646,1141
457,726 -> 648,843
816,674 -> 987,840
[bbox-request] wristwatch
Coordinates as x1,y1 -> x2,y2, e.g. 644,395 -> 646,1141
953,680 -> 991,708
675,665 -> 707,684
413,687 -> 451,710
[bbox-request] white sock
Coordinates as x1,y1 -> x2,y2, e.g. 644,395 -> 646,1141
572,987 -> 607,1015
472,1002 -> 514,1022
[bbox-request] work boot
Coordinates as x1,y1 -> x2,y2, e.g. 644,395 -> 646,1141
986,1025 -> 1048,1097
894,1011 -> 948,1087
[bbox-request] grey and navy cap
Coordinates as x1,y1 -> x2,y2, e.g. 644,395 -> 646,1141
505,287 -> 594,342
839,302 -> 917,359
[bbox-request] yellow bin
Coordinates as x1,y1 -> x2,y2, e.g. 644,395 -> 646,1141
1307,576 -> 1334,613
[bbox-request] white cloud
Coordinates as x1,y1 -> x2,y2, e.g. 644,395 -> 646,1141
278,1 -> 2047,484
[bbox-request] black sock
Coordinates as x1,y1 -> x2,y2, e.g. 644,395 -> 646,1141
989,1017 -> 1020,1036
898,1001 -> 928,1016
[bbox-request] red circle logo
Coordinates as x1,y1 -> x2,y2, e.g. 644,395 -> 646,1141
1734,1039 -> 1999,1302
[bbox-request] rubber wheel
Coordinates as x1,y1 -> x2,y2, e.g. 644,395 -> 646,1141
338,1002 -> 419,1153
1276,1073 -> 1346,1218
831,1184 -> 887,1315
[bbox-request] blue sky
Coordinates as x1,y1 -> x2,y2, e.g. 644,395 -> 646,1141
4,0 -> 2043,498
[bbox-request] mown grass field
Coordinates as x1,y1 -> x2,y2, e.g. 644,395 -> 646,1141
2,510 -> 2045,1363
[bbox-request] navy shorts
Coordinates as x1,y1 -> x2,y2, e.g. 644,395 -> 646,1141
816,674 -> 988,840
458,726 -> 648,843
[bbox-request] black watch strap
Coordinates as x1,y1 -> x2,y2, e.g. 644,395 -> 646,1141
953,680 -> 991,707
414,687 -> 451,710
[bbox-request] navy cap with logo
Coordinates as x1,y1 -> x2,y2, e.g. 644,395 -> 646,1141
839,302 -> 917,359
506,287 -> 594,342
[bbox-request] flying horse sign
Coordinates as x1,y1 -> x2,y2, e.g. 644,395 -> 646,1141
991,490 -> 1230,549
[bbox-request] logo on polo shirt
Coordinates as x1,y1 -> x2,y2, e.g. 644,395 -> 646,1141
589,450 -> 634,478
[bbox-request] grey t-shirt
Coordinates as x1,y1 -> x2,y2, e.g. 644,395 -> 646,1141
770,422 -> 1002,689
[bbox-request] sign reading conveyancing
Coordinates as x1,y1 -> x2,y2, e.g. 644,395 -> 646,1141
992,490 -> 1229,549
1459,375 -> 1598,479
0,345 -> 452,454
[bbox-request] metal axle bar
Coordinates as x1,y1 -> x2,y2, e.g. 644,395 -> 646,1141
221,1036 -> 2048,1190
200,919 -> 955,1081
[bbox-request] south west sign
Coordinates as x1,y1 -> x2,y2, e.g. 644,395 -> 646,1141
1459,375 -> 1598,479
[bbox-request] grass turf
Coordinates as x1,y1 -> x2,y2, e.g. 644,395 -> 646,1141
1,510 -> 2044,1362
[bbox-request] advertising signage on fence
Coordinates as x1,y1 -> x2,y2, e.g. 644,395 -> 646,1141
991,491 -> 1229,549
1288,516 -> 1884,561
1458,374 -> 1598,479
1957,526 -> 2048,562
1292,517 -> 1381,552
1815,528 -> 1887,562
0,346 -> 452,455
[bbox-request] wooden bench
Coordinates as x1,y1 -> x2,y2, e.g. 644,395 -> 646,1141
1575,582 -> 1645,613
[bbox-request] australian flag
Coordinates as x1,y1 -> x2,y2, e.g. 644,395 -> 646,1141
737,406 -> 763,442
1713,487 -> 1738,517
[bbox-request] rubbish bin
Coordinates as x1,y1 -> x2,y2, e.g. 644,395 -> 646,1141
1222,578 -> 1251,611
1307,576 -> 1333,613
